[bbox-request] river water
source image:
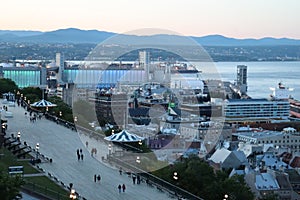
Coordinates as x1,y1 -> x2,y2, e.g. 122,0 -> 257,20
193,61 -> 300,100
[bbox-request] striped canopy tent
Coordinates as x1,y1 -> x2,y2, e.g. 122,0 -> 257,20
30,99 -> 57,107
104,130 -> 145,143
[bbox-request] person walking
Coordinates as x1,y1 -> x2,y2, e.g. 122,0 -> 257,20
137,174 -> 141,184
97,175 -> 101,183
119,167 -> 122,175
122,184 -> 126,192
77,150 -> 80,161
118,184 -> 121,193
94,174 -> 97,183
132,174 -> 136,184
80,153 -> 84,161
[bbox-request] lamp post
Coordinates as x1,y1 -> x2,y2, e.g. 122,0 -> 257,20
136,156 -> 140,164
69,188 -> 77,200
35,143 -> 40,160
74,116 -> 77,122
17,131 -> 21,142
223,194 -> 229,200
108,144 -> 112,155
173,172 -> 178,181
59,111 -> 62,117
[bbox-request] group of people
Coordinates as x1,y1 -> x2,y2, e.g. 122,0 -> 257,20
94,174 -> 101,183
76,149 -> 84,161
117,184 -> 126,193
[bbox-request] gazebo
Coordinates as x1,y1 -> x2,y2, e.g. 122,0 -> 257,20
30,99 -> 57,108
104,130 -> 145,143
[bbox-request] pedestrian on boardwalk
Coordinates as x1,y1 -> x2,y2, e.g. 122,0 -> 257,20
119,167 -> 122,175
118,184 -> 121,193
132,174 -> 136,184
86,141 -> 88,148
77,150 -> 80,161
122,184 -> 126,192
97,175 -> 101,183
94,174 -> 97,183
80,148 -> 82,154
80,153 -> 84,161
137,174 -> 141,184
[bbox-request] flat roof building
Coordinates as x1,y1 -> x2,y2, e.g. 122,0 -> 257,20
224,98 -> 290,123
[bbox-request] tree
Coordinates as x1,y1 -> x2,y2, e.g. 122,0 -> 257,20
152,156 -> 255,200
0,78 -> 18,97
0,172 -> 24,200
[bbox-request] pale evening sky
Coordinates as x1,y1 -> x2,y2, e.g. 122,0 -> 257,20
1,0 -> 299,39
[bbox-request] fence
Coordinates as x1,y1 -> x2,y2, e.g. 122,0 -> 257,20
22,181 -> 69,200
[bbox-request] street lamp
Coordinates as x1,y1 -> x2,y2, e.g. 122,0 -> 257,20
35,143 -> 40,160
173,172 -> 178,181
74,116 -> 77,122
17,131 -> 21,141
108,144 -> 112,155
69,188 -> 77,200
59,111 -> 62,117
223,194 -> 229,200
136,156 -> 140,164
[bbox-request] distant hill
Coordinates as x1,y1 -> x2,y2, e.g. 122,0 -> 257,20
1,28 -> 300,46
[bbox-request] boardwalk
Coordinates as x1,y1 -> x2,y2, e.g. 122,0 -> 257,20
4,103 -> 172,200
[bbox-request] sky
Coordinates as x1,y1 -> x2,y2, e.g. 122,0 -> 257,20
1,0 -> 300,39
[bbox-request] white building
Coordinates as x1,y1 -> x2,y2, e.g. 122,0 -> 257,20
224,98 -> 290,123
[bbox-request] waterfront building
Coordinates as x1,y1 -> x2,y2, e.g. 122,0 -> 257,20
0,66 -> 46,88
139,51 -> 150,82
236,65 -> 247,95
56,53 -> 65,83
224,98 -> 290,123
290,99 -> 300,119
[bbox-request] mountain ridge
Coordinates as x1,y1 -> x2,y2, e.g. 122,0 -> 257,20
1,28 -> 300,46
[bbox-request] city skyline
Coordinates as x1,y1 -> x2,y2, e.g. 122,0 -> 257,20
1,0 -> 300,39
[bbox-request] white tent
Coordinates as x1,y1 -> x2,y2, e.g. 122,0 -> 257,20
30,99 -> 57,107
104,130 -> 144,143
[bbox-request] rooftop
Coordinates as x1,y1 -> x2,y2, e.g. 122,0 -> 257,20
255,173 -> 280,190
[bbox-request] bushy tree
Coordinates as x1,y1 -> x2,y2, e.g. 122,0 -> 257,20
0,78 -> 18,97
0,172 -> 24,200
152,156 -> 254,200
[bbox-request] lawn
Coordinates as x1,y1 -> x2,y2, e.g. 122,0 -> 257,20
0,147 -> 70,200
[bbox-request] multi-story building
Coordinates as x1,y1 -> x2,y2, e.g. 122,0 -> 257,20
236,65 -> 247,94
94,91 -> 128,127
0,66 -> 47,88
224,98 -> 290,123
233,127 -> 300,154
